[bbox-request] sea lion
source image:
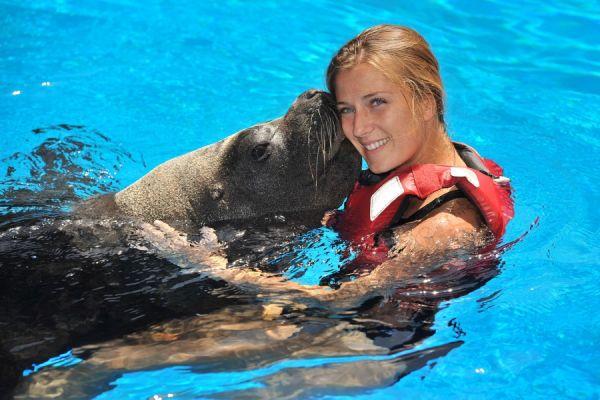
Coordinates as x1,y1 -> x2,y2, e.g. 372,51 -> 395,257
0,90 -> 361,396
79,89 -> 361,228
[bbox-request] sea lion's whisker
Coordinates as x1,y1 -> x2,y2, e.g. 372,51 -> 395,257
323,112 -> 334,163
326,111 -> 334,160
307,113 -> 316,182
318,109 -> 327,171
314,129 -> 321,191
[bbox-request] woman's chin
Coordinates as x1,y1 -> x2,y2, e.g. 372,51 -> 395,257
367,164 -> 390,174
366,156 -> 408,174
365,154 -> 400,174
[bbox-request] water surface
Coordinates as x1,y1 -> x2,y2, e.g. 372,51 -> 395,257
1,0 -> 599,398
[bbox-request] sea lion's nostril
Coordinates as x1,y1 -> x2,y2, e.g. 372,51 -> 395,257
304,89 -> 319,100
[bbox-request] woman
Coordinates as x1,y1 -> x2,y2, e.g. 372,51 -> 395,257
145,25 -> 513,309
321,24 -> 513,267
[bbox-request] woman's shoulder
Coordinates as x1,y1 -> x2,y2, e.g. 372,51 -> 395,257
389,197 -> 489,256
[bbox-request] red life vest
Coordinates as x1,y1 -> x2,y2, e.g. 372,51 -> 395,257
330,144 -> 514,263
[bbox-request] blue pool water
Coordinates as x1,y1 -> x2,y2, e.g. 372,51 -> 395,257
1,0 -> 599,398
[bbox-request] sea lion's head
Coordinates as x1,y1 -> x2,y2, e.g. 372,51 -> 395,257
113,90 -> 361,228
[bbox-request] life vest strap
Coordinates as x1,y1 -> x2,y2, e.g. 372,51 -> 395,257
391,190 -> 468,227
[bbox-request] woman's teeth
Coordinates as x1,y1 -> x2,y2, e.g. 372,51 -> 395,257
364,138 -> 390,151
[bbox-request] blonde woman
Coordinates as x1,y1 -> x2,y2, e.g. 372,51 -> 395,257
322,25 -> 513,269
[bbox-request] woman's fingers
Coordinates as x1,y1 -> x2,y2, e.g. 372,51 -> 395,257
153,220 -> 178,234
152,220 -> 190,248
138,220 -> 188,252
321,210 -> 338,226
139,221 -> 166,243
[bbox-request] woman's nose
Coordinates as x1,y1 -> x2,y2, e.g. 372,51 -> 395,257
352,109 -> 373,138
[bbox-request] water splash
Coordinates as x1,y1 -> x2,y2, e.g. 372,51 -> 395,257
0,124 -> 140,215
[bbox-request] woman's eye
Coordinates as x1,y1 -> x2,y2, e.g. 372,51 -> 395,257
337,107 -> 353,115
371,97 -> 386,106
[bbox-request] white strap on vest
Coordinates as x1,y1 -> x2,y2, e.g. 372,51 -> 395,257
450,167 -> 480,187
370,176 -> 404,222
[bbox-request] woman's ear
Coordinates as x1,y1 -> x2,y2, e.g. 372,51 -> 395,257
421,95 -> 436,122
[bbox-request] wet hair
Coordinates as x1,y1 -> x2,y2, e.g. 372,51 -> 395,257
326,24 -> 445,126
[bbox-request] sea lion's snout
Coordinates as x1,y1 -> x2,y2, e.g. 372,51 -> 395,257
300,88 -> 320,100
291,89 -> 336,112
296,88 -> 331,103
284,89 -> 345,175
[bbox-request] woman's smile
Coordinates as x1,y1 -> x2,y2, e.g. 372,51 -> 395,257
362,137 -> 390,151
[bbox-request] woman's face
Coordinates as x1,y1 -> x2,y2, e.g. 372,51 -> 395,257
335,63 -> 431,174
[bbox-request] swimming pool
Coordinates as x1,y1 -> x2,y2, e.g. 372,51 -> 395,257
1,0 -> 599,398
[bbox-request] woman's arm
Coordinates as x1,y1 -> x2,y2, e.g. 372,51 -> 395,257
326,197 -> 487,306
142,198 -> 488,311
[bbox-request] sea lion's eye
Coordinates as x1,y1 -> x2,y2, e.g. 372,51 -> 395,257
251,143 -> 270,162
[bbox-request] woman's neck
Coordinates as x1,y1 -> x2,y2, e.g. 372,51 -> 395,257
409,123 -> 464,167
402,123 -> 467,218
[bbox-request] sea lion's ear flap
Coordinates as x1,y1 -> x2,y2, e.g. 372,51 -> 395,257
209,183 -> 224,201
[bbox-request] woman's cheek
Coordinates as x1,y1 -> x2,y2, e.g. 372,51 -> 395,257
340,118 -> 353,139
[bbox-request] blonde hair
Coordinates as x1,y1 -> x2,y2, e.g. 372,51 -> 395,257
326,24 -> 445,126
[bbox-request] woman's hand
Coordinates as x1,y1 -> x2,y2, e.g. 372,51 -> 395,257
138,220 -> 347,309
321,210 -> 339,227
140,220 -> 228,270
137,221 -> 397,312
137,215 -> 484,314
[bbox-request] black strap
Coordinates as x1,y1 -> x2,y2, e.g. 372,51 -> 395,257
393,190 -> 467,226
358,169 -> 389,185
